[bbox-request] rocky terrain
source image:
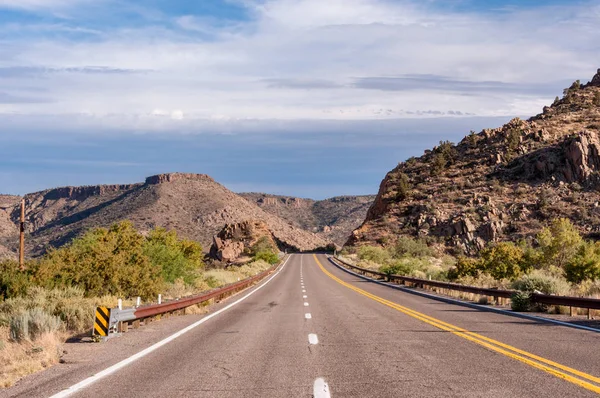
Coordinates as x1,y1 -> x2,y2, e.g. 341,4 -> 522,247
240,193 -> 375,246
348,69 -> 600,255
0,173 -> 327,257
209,220 -> 279,262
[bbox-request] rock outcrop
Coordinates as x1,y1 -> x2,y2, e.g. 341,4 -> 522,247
348,69 -> 600,254
209,220 -> 279,262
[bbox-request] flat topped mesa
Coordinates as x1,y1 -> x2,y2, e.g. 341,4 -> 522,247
145,173 -> 215,185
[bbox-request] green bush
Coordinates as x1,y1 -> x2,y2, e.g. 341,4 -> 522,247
380,261 -> 412,277
249,236 -> 279,264
511,270 -> 570,295
564,241 -> 600,283
0,260 -> 34,300
392,236 -> 434,258
395,173 -> 411,200
253,250 -> 279,265
448,256 -> 481,280
480,242 -> 527,280
143,228 -> 204,284
35,221 -> 163,300
511,291 -> 532,312
537,218 -> 583,268
357,245 -> 391,265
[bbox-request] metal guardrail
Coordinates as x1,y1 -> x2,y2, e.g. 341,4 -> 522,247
101,259 -> 283,336
332,256 -> 600,313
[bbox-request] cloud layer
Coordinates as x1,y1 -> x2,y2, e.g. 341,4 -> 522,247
0,0 -> 598,133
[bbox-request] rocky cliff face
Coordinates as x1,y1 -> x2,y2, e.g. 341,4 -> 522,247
209,220 -> 279,262
0,174 -> 327,257
240,193 -> 375,246
348,69 -> 600,254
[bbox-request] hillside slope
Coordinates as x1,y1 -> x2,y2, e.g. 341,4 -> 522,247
240,193 -> 375,246
348,69 -> 600,254
0,173 -> 327,257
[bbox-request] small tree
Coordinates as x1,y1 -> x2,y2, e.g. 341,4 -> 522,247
396,172 -> 411,200
537,218 -> 583,268
564,241 -> 600,283
594,91 -> 600,106
480,242 -> 526,280
447,256 -> 481,280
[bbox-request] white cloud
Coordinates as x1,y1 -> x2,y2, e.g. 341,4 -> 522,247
0,0 -> 98,10
0,0 -> 599,133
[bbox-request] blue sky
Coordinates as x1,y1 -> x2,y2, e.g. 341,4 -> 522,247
0,0 -> 598,199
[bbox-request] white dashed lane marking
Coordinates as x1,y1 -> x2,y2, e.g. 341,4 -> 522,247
308,333 -> 319,345
313,378 -> 331,398
305,313 -> 312,319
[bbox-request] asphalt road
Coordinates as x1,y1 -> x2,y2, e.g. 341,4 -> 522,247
7,254 -> 600,397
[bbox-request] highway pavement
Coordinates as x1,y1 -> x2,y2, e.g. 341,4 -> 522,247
6,253 -> 600,397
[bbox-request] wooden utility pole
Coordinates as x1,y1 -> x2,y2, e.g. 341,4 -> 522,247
19,199 -> 25,271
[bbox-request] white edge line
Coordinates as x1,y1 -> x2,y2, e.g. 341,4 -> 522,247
313,377 -> 331,398
50,255 -> 293,398
328,257 -> 600,334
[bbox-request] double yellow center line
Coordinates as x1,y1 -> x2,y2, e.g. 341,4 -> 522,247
313,254 -> 600,395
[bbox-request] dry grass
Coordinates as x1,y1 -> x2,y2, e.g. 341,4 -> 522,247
0,327 -> 63,388
203,260 -> 272,287
0,260 -> 274,388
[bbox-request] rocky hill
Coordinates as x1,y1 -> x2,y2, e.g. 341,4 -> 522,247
240,193 -> 375,246
348,69 -> 600,255
0,173 -> 327,257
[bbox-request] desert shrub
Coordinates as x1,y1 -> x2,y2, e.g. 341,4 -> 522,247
392,236 -> 434,258
396,173 -> 411,200
248,237 -> 279,264
506,128 -> 521,156
143,228 -> 204,285
511,291 -> 532,312
0,260 -> 34,300
434,140 -> 458,164
380,260 -> 413,277
480,242 -> 528,280
537,218 -> 583,268
576,279 -> 600,297
9,308 -> 61,342
564,241 -> 600,283
35,221 -> 163,300
431,153 -> 447,175
357,245 -> 391,265
511,270 -> 571,295
0,286 -> 111,333
447,256 -> 481,280
253,250 -> 279,264
594,91 -> 600,106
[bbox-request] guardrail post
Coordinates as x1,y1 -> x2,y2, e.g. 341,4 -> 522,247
158,294 -> 162,305
118,299 -> 122,310
569,306 -> 573,317
136,297 -> 141,307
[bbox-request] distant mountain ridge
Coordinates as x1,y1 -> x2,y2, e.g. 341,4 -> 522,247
239,193 -> 375,246
0,173 -> 329,258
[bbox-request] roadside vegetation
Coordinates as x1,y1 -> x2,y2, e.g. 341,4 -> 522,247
340,218 -> 600,312
0,221 -> 279,388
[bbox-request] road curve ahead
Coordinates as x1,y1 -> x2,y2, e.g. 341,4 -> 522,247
23,254 -> 600,397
